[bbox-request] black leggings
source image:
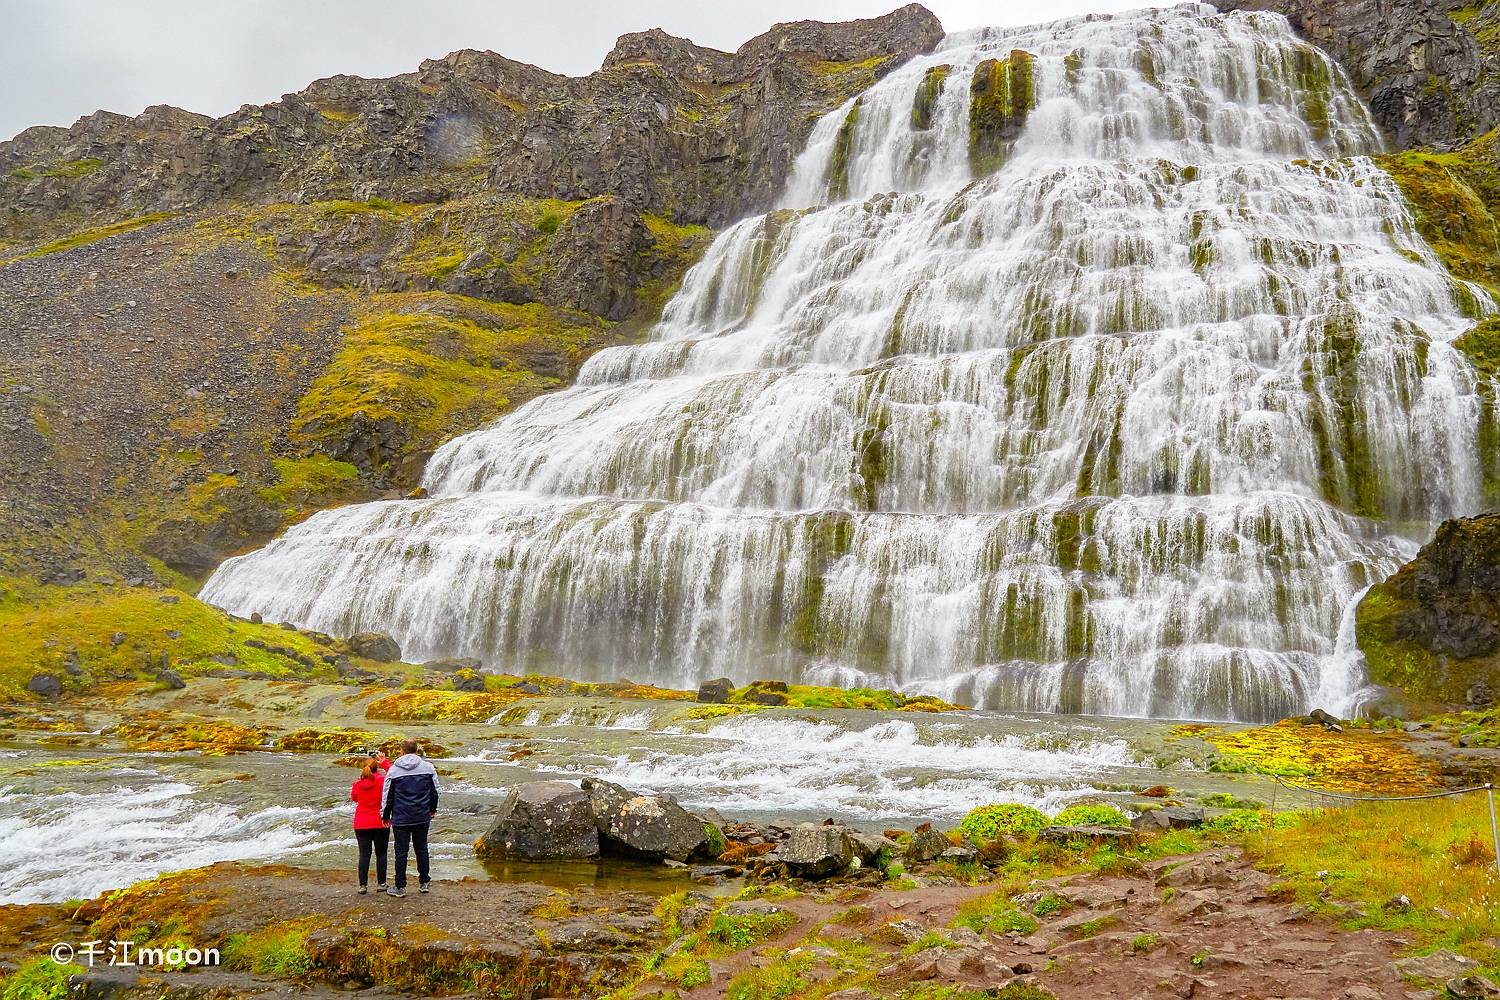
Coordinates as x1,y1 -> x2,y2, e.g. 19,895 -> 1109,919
393,823 -> 430,890
355,828 -> 389,887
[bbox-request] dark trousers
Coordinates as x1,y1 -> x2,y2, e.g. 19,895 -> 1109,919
355,827 -> 389,887
393,823 -> 430,890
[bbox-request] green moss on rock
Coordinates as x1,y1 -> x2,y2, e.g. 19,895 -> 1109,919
826,99 -> 863,202
910,64 -> 952,131
969,50 -> 1036,176
1377,129 -> 1500,298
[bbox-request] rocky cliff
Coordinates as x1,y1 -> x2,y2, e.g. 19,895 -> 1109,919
1211,0 -> 1500,149
0,6 -> 942,590
1357,512 -> 1500,709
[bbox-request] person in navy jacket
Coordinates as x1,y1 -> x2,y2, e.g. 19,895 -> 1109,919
379,738 -> 440,896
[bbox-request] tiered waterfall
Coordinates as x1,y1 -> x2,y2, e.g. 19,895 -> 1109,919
203,3 -> 1497,722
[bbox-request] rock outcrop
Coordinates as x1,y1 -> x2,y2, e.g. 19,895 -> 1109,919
1210,0 -> 1500,148
0,7 -> 942,587
475,781 -> 601,861
0,5 -> 942,241
1356,512 -> 1500,708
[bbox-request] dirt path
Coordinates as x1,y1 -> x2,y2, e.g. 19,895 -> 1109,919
0,849 -> 1431,999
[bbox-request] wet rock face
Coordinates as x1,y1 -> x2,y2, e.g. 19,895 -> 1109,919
582,777 -> 708,862
1357,513 -> 1500,706
0,5 -> 942,235
1210,0 -> 1500,148
477,780 -> 601,861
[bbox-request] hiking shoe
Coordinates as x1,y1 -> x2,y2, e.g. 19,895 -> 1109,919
357,885 -> 368,895
419,881 -> 430,894
387,887 -> 406,898
376,883 -> 388,892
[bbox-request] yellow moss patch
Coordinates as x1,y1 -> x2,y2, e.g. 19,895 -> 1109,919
1178,721 -> 1436,793
364,688 -> 531,723
276,727 -> 380,754
3,211 -> 177,264
117,716 -> 269,754
1377,129 -> 1500,298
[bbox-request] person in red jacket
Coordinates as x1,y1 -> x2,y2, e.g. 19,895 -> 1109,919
351,750 -> 391,893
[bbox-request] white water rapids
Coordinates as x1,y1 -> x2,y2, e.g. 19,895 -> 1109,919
204,4 -> 1496,722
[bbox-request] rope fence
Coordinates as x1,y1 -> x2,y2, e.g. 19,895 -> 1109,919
1267,775 -> 1500,878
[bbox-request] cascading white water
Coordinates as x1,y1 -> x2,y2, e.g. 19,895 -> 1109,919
204,3 -> 1497,722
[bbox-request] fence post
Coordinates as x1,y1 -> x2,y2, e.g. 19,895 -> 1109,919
1488,785 -> 1500,880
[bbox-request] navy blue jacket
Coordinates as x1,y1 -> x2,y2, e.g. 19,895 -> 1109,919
380,753 -> 439,827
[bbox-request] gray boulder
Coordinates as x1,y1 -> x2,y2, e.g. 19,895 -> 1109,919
424,657 -> 482,673
347,631 -> 401,662
697,677 -> 734,703
1394,950 -> 1480,982
849,831 -> 898,865
154,668 -> 187,690
1131,806 -> 1206,831
905,825 -> 950,863
452,670 -> 487,692
582,778 -> 707,862
26,673 -> 62,699
779,822 -> 854,878
475,781 -> 600,861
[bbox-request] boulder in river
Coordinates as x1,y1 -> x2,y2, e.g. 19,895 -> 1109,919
582,778 -> 707,862
346,631 -> 401,663
475,781 -> 600,861
697,677 -> 734,703
779,822 -> 855,877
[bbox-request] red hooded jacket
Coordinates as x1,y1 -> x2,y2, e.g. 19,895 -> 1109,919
351,758 -> 391,830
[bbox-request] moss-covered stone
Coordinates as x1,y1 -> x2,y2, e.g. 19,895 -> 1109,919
910,64 -> 952,131
969,51 -> 1036,176
826,100 -> 863,202
1356,512 -> 1500,710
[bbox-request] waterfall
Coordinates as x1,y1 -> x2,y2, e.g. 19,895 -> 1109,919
203,3 -> 1496,722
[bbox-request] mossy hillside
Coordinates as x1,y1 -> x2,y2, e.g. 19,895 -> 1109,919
1,210 -> 177,265
291,292 -> 612,479
0,581 -> 346,700
1377,128 -> 1500,297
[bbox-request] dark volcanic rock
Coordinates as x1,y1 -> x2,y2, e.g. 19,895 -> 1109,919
0,6 -> 942,232
346,631 -> 401,663
1210,0 -> 1500,148
25,673 -> 62,698
1357,512 -> 1500,706
476,780 -> 600,861
697,677 -> 734,703
581,777 -> 707,862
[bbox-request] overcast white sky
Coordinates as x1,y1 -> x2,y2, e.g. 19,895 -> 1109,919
1,1 -> 1172,141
